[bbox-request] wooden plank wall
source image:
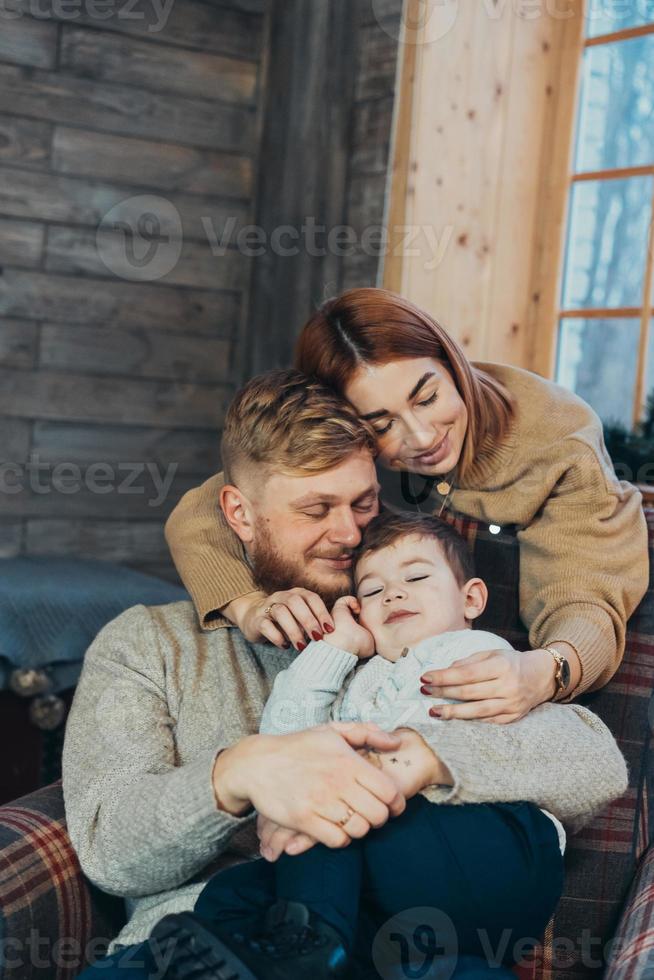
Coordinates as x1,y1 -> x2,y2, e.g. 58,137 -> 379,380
0,0 -> 267,580
0,0 -> 402,579
242,0 -> 403,377
341,0 -> 404,292
383,0 -> 585,373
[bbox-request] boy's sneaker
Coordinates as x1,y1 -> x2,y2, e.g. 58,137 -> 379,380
150,899 -> 349,979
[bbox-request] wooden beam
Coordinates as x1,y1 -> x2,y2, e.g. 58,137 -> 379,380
585,22 -> 654,47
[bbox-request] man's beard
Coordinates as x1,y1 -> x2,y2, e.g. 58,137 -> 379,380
249,521 -> 353,608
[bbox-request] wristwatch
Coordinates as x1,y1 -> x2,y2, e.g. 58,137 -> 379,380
544,646 -> 571,700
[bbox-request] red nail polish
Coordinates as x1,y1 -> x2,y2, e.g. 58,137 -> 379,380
311,631 -> 322,641
420,676 -> 430,684
420,685 -> 430,695
430,709 -> 443,717
324,623 -> 334,633
297,642 -> 306,652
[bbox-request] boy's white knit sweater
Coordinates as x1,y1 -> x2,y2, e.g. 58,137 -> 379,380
260,628 -> 595,855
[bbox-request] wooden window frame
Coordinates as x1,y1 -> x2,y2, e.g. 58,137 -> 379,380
549,18 -> 654,424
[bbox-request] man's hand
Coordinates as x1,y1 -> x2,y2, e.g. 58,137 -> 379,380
255,728 -> 453,862
212,722 -> 407,848
230,589 -> 336,650
328,596 -> 375,659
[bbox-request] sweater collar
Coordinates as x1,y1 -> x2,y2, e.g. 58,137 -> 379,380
455,407 -> 520,490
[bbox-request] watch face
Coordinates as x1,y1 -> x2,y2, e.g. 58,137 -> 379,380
560,658 -> 571,689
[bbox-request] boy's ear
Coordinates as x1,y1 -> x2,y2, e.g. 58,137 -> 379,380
463,578 -> 488,622
219,483 -> 256,544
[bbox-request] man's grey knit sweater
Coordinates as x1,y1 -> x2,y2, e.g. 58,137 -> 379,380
62,602 -> 628,954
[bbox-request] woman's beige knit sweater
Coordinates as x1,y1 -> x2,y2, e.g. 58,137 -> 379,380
165,363 -> 649,699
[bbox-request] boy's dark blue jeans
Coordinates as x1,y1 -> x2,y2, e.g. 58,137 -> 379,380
194,794 -> 564,977
78,795 -> 563,979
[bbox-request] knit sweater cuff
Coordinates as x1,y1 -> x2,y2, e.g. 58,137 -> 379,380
169,747 -> 254,846
534,603 -> 619,697
197,574 -> 261,631
290,640 -> 359,688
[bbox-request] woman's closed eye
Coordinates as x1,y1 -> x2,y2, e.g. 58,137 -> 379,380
370,392 -> 438,436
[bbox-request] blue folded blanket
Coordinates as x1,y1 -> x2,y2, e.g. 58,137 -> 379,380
0,557 -> 187,693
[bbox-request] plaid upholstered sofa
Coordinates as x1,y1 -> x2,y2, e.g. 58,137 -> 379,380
1,511 -> 653,980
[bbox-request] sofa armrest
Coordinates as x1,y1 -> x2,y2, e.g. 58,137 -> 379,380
605,844 -> 654,979
0,781 -> 124,979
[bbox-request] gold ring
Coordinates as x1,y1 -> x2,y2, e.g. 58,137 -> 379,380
338,806 -> 356,827
263,603 -> 278,618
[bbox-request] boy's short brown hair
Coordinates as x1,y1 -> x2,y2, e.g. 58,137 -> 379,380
355,511 -> 476,586
221,368 -> 377,487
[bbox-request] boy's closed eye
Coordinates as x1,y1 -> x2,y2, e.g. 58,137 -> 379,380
359,574 -> 431,599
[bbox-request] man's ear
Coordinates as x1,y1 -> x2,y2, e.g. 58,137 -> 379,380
219,483 -> 256,544
462,578 -> 488,622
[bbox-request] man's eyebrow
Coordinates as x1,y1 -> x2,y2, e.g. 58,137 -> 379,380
359,373 -> 436,420
291,483 -> 380,509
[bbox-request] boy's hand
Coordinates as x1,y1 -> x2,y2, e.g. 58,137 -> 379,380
357,729 -> 452,799
257,814 -> 316,861
329,596 -> 375,659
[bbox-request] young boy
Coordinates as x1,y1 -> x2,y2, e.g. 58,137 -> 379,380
151,512 -> 627,980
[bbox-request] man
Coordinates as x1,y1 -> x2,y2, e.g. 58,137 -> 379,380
64,370 -> 626,980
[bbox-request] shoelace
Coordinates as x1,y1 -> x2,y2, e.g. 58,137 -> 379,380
239,924 -> 327,958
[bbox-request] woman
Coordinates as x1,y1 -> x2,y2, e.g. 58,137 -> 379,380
165,288 -> 648,722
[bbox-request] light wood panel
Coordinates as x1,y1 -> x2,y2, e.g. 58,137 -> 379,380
384,0 -> 586,372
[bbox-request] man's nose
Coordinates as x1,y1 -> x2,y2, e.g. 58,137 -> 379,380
328,508 -> 361,547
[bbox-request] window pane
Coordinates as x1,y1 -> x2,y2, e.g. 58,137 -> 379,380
561,176 -> 653,309
586,0 -> 654,38
556,317 -> 639,426
642,317 -> 654,412
574,36 -> 654,171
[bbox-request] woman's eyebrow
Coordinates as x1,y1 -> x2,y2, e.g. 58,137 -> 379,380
407,372 -> 436,400
359,372 -> 436,420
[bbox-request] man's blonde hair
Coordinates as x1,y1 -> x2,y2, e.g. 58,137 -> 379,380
221,369 -> 377,486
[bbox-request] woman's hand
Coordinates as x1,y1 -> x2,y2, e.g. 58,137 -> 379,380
328,596 -> 376,660
419,647 -> 558,724
234,589 -> 336,650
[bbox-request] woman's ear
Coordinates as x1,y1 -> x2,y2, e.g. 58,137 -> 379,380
219,484 -> 256,544
462,578 -> 488,622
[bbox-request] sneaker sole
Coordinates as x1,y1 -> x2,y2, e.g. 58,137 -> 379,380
150,913 -> 260,980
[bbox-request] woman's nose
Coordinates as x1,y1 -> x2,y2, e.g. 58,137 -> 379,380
403,419 -> 437,452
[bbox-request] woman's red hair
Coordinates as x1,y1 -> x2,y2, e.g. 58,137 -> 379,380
294,287 -> 514,480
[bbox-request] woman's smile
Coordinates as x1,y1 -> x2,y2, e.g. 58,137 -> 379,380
411,432 -> 450,466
